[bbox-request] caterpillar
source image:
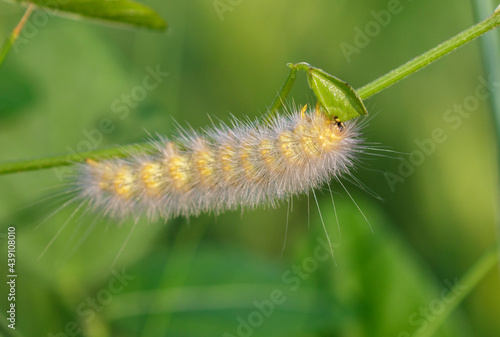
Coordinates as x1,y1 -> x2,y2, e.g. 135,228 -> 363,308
70,104 -> 365,222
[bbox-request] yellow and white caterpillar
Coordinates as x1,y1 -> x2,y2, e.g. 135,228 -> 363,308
72,105 -> 364,221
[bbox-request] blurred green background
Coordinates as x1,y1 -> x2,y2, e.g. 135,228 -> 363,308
0,0 -> 499,336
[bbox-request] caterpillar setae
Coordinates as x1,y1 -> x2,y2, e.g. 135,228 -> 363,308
69,104 -> 365,222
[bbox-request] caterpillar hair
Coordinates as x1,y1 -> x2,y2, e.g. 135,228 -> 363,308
67,104 -> 365,223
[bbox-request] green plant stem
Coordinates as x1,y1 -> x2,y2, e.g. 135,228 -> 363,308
1,8 -> 500,175
266,65 -> 298,121
357,6 -> 500,99
0,143 -> 152,175
413,243 -> 499,337
472,0 -> 500,277
0,4 -> 34,69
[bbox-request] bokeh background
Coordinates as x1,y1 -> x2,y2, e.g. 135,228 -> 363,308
0,0 -> 499,336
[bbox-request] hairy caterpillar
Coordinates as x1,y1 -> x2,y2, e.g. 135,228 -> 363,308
69,104 -> 365,222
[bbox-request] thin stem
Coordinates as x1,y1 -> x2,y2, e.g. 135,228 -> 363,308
1,7 -> 500,174
412,243 -> 499,337
472,0 -> 500,278
0,4 -> 35,68
0,143 -> 152,175
357,7 -> 500,99
265,64 -> 298,122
